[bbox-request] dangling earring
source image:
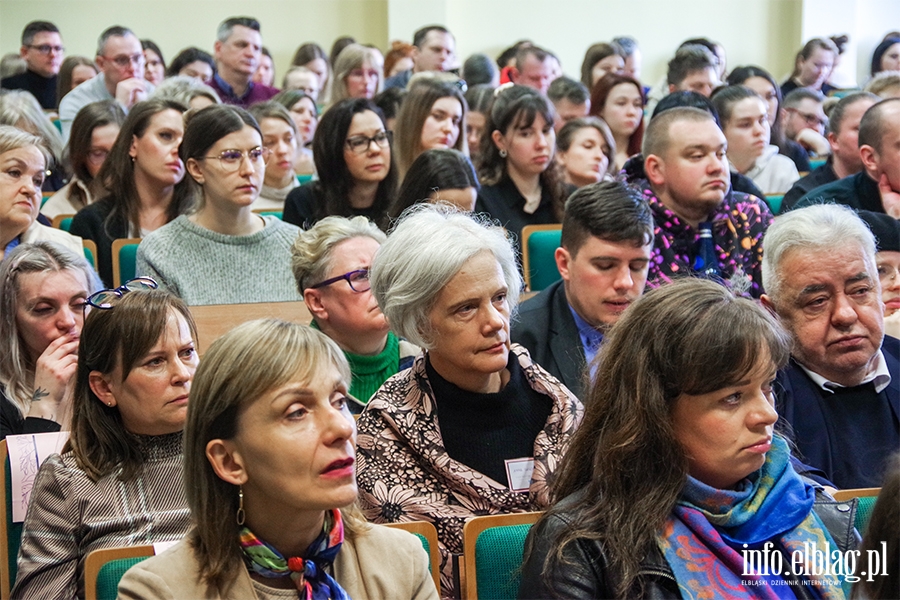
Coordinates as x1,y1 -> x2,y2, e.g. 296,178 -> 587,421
499,149 -> 508,158
236,486 -> 246,526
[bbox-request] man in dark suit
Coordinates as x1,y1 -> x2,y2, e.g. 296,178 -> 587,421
511,181 -> 654,400
762,204 -> 899,488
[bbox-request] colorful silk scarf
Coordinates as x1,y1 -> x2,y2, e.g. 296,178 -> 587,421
657,436 -> 847,600
239,509 -> 350,600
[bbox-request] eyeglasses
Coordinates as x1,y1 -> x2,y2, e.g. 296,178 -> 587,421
27,44 -> 64,55
310,269 -> 370,293
85,277 -> 158,310
345,131 -> 390,155
199,147 -> 270,172
785,108 -> 826,128
104,53 -> 144,68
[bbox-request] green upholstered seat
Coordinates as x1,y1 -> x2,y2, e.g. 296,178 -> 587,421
95,557 -> 149,600
854,495 -> 878,535
473,523 -> 534,600
766,194 -> 784,215
523,228 -> 561,292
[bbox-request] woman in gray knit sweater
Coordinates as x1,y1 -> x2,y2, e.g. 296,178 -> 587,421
136,105 -> 301,306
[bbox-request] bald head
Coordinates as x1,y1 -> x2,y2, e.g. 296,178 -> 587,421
642,106 -> 717,159
859,97 -> 899,153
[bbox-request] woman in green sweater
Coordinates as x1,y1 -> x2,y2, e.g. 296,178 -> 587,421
290,215 -> 418,409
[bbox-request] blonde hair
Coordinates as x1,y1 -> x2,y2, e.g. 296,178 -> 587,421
290,215 -> 385,293
0,91 -> 62,169
328,44 -> 383,106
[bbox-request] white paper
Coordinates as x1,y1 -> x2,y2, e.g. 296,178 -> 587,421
152,540 -> 179,555
504,457 -> 535,492
7,432 -> 69,523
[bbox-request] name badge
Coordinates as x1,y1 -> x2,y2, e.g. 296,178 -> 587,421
505,458 -> 535,492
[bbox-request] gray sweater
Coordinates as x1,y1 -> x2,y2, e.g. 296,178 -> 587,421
136,215 -> 302,306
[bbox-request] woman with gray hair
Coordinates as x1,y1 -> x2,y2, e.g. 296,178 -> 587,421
356,204 -> 583,597
0,90 -> 66,190
291,215 -> 418,410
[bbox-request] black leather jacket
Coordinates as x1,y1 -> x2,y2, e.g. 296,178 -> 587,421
518,484 -> 859,599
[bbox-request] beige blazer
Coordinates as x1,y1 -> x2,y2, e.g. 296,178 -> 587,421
116,524 -> 438,600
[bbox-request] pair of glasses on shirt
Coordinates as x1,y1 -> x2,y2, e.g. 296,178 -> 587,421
310,269 -> 371,293
85,277 -> 158,311
200,147 -> 271,172
344,132 -> 390,155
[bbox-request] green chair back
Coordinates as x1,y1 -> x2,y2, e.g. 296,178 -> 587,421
257,211 -> 283,220
117,244 -> 139,286
412,533 -> 431,572
523,229 -> 561,292
95,557 -> 149,600
473,523 -> 534,600
766,194 -> 784,215
83,246 -> 95,269
808,157 -> 827,170
854,495 -> 878,536
296,174 -> 313,185
59,217 -> 73,232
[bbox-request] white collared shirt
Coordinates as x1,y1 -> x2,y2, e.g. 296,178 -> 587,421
798,349 -> 892,394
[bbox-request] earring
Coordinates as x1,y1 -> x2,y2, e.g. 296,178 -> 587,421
130,156 -> 135,163
499,149 -> 508,158
236,486 -> 246,526
106,401 -> 112,407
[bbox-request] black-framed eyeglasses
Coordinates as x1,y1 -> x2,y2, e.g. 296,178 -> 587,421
85,277 -> 158,310
344,131 -> 390,155
200,147 -> 270,172
27,44 -> 65,55
310,269 -> 370,293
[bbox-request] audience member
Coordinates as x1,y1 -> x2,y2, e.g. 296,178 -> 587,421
865,70 -> 900,99
579,42 -> 624,90
509,45 -> 556,95
1,21 -> 64,109
393,78 -> 466,180
555,117 -> 615,187
330,36 -> 356,67
781,37 -> 838,97
590,73 -> 644,170
547,76 -> 590,132
117,319 -> 437,600
59,26 -> 152,140
70,99 -> 191,286
612,35 -> 641,80
56,56 -> 97,107
328,44 -> 383,105
520,279 -> 855,598
281,65 -> 320,99
512,181 -> 652,398
292,42 -> 330,93
141,39 -> 165,86
667,44 -> 720,97
461,52 -> 498,87
727,65 -> 812,172
291,217 -> 418,407
252,45 -> 275,87
283,98 -> 396,229
852,453 -> 899,600
870,36 -> 900,78
383,40 -> 414,79
0,242 -> 100,439
152,75 -> 221,109
781,87 -> 830,157
272,89 -> 317,175
464,83 -> 493,162
165,46 -> 215,82
136,105 -> 300,305
711,85 -> 800,194
782,92 -> 879,211
627,107 -> 772,296
372,86 -> 405,131
248,101 -> 299,208
384,25 -> 455,90
357,204 -> 583,596
390,148 -> 479,218
208,17 -> 278,107
858,210 -> 900,339
497,40 -> 532,71
795,98 -> 900,216
42,100 -> 126,218
12,288 -> 197,599
762,204 -> 899,488
476,85 -> 567,253
0,126 -> 82,259
0,53 -> 26,80
0,90 -> 66,190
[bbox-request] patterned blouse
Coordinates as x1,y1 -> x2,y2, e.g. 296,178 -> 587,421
356,345 -> 583,597
639,182 -> 773,298
12,432 -> 191,599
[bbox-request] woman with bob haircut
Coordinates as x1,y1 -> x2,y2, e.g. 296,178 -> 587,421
70,98 -> 192,287
0,242 -> 101,439
291,216 -> 418,409
43,100 -> 126,218
389,148 -> 479,219
871,36 -> 900,78
136,104 -> 301,306
392,77 -> 468,181
0,126 -> 83,260
357,204 -> 583,597
57,56 -> 97,107
117,319 -> 437,599
283,98 -> 396,230
580,42 -> 625,89
519,278 -> 858,599
13,287 -> 198,599
272,89 -> 318,175
0,90 -> 66,191
476,85 -> 568,253
327,44 -> 383,106
555,116 -> 616,187
589,72 -> 645,171
291,42 -> 330,93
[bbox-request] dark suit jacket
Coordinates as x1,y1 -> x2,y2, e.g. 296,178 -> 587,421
511,280 -> 588,400
776,336 -> 900,489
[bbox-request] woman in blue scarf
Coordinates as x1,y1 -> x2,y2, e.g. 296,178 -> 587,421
118,320 -> 437,600
519,278 -> 859,600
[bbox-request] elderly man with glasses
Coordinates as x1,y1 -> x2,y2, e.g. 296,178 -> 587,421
58,25 -> 152,141
1,20 -> 65,110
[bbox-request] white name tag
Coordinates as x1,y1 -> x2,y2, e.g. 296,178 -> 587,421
505,458 -> 535,492
152,540 -> 179,555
